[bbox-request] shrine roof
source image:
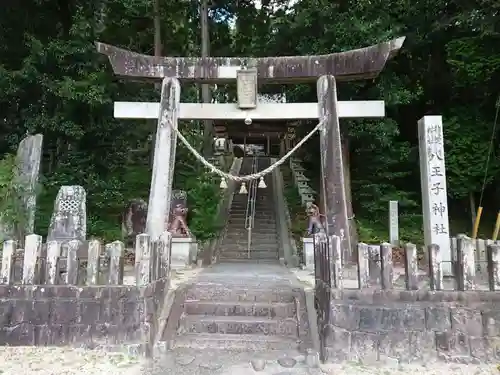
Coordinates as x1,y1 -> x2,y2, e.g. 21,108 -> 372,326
96,37 -> 405,84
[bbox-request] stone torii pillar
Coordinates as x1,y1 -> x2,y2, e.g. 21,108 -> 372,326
317,75 -> 351,263
146,77 -> 180,241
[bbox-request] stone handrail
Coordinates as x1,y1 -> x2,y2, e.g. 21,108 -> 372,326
202,157 -> 243,264
289,158 -> 316,207
272,158 -> 299,266
286,158 -> 317,265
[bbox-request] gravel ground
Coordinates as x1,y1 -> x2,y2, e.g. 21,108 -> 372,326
0,347 -> 498,375
0,347 -> 144,375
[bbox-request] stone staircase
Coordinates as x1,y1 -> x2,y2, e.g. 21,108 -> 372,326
171,263 -> 309,352
219,157 -> 280,262
165,158 -> 312,354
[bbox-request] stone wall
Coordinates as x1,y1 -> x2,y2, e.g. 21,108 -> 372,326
0,277 -> 167,351
0,232 -> 173,353
324,289 -> 500,364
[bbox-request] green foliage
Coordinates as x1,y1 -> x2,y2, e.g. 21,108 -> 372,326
185,173 -> 222,244
1,0 -> 500,242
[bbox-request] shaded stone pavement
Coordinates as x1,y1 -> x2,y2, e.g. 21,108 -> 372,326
136,348 -> 498,375
142,348 -> 322,375
191,262 -> 302,285
143,263 -> 318,374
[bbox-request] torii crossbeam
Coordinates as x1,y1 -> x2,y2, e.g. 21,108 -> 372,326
96,38 -> 405,258
96,37 -> 405,83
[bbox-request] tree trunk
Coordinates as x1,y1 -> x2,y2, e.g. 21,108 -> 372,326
201,0 -> 213,157
153,0 -> 162,58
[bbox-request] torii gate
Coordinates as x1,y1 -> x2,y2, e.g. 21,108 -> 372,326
96,37 -> 405,263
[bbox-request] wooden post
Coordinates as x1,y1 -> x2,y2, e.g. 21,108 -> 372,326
135,233 -> 152,286
107,241 -> 124,285
86,239 -> 102,285
357,242 -> 370,288
404,243 -> 418,290
1,240 -> 17,284
316,75 -> 352,263
379,243 -> 393,289
23,234 -> 42,284
145,77 -> 181,241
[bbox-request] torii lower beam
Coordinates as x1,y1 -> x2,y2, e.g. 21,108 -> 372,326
114,101 -> 385,120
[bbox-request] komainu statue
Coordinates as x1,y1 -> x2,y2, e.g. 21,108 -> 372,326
306,202 -> 325,235
167,202 -> 192,237
121,199 -> 148,245
121,190 -> 192,243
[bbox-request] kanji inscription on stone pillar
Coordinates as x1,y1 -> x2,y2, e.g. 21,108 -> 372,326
418,115 -> 452,275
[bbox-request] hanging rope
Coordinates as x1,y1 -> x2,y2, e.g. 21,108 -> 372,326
169,119 -> 324,182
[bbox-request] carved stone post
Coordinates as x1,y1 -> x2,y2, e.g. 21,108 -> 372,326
316,75 -> 352,263
16,134 -> 43,235
146,77 -> 180,241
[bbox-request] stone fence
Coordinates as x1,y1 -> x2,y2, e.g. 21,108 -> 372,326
314,234 -> 500,364
0,233 -> 169,286
355,239 -> 498,291
0,232 -> 173,353
303,235 -> 497,275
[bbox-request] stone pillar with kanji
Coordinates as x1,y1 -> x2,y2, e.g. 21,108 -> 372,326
418,115 -> 452,275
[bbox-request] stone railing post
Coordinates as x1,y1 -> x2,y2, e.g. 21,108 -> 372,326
135,233 -> 152,286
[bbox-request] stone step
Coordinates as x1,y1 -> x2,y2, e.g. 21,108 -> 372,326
220,242 -> 279,248
222,236 -> 278,242
222,236 -> 277,241
230,212 -> 275,216
184,301 -> 296,318
228,220 -> 276,225
219,247 -> 279,253
226,221 -> 276,226
219,248 -> 279,252
219,258 -> 280,264
219,251 -> 279,260
180,315 -> 298,337
172,333 -> 299,351
229,213 -> 275,217
185,285 -> 297,303
224,229 -> 277,235
229,217 -> 276,221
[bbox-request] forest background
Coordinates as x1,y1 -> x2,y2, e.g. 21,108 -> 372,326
0,0 -> 499,244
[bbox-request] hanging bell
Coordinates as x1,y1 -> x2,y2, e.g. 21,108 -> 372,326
219,178 -> 227,189
239,182 -> 248,194
258,177 -> 267,189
